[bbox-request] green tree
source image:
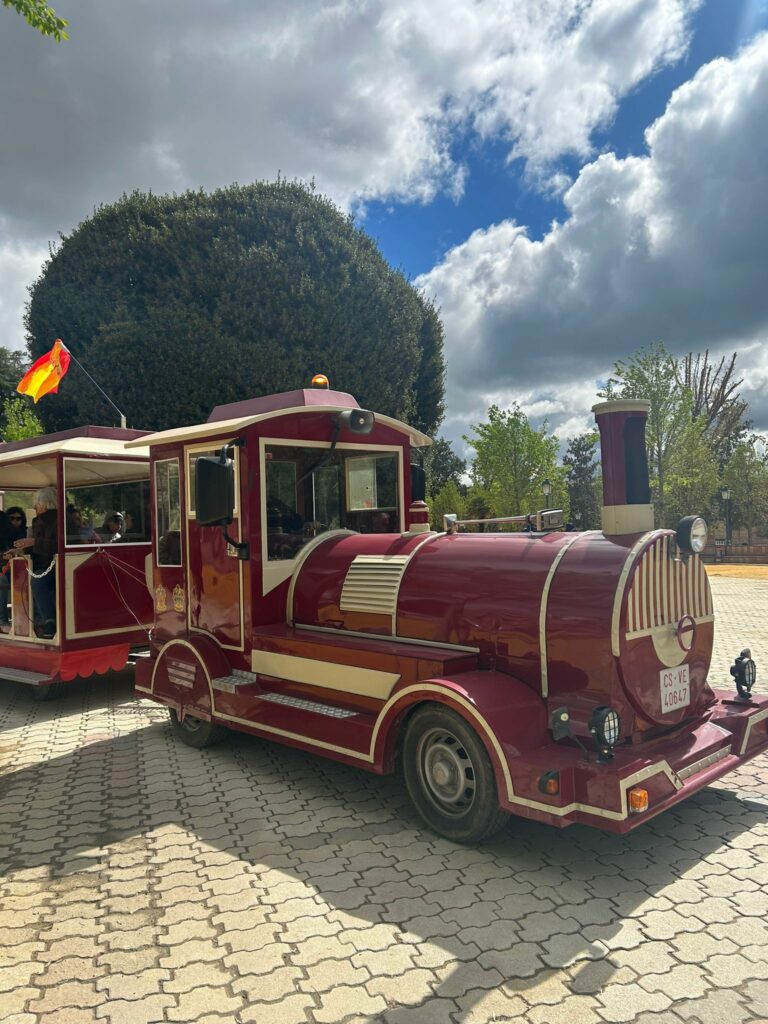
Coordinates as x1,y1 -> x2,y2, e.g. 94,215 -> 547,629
562,432 -> 601,529
423,437 -> 466,498
1,396 -> 44,442
25,182 -> 445,434
3,0 -> 67,40
602,343 -> 701,525
430,480 -> 466,531
664,418 -> 719,530
722,437 -> 768,545
678,350 -> 749,463
464,404 -> 564,518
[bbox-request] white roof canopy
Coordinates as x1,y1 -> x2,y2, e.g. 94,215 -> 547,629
125,406 -> 433,450
0,438 -> 149,490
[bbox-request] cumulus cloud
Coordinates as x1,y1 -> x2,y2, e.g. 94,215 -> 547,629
0,238 -> 47,354
0,0 -> 695,237
418,33 -> 768,441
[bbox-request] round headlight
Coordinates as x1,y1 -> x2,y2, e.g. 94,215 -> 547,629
590,707 -> 621,747
677,515 -> 708,555
744,660 -> 757,687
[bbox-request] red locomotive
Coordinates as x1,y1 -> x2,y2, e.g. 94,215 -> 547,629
122,381 -> 768,842
0,427 -> 153,698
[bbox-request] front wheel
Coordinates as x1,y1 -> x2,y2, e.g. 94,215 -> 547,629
170,709 -> 228,749
402,705 -> 509,844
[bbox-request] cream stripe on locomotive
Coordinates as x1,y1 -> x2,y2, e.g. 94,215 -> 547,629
625,535 -> 713,641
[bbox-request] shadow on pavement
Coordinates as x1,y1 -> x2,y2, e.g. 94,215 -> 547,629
1,674 -> 766,1023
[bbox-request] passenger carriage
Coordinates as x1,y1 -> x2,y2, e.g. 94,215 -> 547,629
129,381 -> 768,842
0,427 -> 153,699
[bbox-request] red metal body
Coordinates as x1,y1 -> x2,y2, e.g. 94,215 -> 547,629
129,387 -> 768,835
0,427 -> 153,691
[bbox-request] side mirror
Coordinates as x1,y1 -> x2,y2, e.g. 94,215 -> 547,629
410,463 -> 426,503
196,454 -> 235,526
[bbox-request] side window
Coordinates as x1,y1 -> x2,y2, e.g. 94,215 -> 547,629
155,459 -> 182,566
346,453 -> 398,533
64,459 -> 151,546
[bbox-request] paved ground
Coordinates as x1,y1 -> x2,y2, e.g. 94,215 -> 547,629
1,575 -> 768,1024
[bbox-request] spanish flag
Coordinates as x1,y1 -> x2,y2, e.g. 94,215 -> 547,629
16,339 -> 71,403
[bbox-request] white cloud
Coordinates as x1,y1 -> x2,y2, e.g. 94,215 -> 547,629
0,237 -> 47,354
418,33 -> 768,441
0,0 -> 697,236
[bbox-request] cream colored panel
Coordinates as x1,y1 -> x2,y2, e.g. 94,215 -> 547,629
601,504 -> 654,535
251,650 -> 399,700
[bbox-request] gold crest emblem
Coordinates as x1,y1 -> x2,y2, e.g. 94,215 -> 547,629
155,585 -> 168,612
172,585 -> 185,613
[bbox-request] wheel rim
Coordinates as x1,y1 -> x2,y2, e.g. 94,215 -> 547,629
182,714 -> 204,733
416,727 -> 476,817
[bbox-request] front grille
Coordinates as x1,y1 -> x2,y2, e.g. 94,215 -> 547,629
626,535 -> 713,639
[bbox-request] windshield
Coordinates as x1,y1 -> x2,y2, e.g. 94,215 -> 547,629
264,444 -> 400,561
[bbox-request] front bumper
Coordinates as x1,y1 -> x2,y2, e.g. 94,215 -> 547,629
502,689 -> 768,833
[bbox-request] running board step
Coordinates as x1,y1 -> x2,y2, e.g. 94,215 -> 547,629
257,692 -> 358,719
0,668 -> 54,686
212,669 -> 259,693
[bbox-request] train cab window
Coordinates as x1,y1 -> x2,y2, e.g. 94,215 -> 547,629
155,459 -> 182,566
63,459 -> 151,546
264,444 -> 400,561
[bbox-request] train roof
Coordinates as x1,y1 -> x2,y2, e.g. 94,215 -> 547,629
125,390 -> 433,450
0,427 -> 150,488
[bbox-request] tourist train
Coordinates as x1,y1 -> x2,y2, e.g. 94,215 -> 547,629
1,381 -> 766,841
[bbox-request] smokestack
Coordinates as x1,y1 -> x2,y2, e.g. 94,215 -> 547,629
592,400 -> 653,535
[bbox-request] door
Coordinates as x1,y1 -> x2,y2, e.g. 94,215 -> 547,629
185,442 -> 244,650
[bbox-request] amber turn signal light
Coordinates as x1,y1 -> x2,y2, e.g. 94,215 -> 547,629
628,787 -> 649,814
538,770 -> 560,795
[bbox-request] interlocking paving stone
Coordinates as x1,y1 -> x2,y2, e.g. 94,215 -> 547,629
1,579 -> 768,1023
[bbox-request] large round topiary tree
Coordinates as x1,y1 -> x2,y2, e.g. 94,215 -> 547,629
25,180 -> 445,434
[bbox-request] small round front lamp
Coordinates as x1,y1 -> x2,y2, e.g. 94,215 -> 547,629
677,515 -> 708,554
730,648 -> 757,699
589,706 -> 621,747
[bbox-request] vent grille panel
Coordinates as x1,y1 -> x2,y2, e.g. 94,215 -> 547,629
340,554 -> 411,620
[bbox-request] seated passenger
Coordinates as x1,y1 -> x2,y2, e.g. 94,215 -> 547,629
371,511 -> 393,533
98,512 -> 124,543
66,504 -> 96,544
266,496 -> 303,533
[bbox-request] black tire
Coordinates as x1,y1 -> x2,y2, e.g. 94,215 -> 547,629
170,709 -> 228,749
29,681 -> 68,702
402,704 -> 509,844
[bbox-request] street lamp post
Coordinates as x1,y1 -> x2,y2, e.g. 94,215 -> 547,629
542,479 -> 552,504
720,486 -> 732,548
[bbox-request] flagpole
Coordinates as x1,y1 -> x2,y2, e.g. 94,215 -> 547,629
62,344 -> 127,428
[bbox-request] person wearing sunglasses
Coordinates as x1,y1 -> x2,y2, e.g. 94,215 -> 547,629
0,507 -> 28,630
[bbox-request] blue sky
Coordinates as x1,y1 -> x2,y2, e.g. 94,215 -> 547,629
1,0 -> 767,448
365,0 -> 768,280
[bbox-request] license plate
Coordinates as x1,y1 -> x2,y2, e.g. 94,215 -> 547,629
660,664 -> 690,713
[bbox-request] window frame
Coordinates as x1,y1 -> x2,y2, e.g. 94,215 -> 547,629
62,456 -> 152,550
154,457 -> 183,568
259,437 -> 405,593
